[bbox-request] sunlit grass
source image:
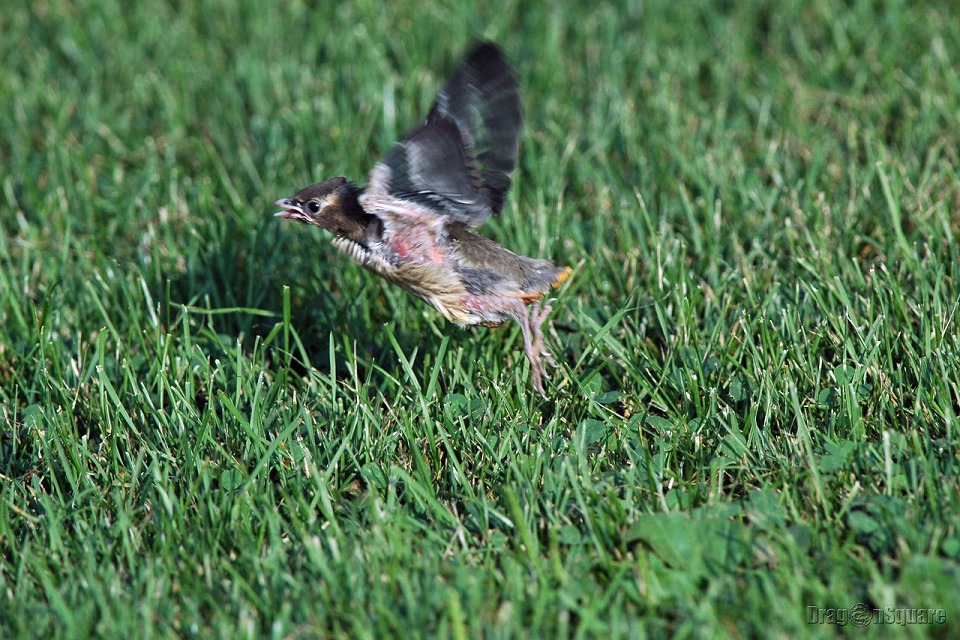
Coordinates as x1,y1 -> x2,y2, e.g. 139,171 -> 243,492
2,0 -> 958,636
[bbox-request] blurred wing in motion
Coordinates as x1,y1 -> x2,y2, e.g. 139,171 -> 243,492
368,42 -> 522,226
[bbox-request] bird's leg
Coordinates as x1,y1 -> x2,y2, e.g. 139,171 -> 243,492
530,299 -> 558,369
512,299 -> 546,396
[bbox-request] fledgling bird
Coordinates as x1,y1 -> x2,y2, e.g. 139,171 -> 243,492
274,42 -> 571,396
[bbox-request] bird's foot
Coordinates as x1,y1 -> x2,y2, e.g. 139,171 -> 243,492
515,298 -> 558,397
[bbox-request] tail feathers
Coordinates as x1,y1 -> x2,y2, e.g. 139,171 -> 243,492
522,264 -> 572,296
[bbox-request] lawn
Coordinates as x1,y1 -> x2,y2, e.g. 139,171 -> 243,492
2,0 -> 958,637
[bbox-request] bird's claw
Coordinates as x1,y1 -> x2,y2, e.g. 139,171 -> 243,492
515,298 -> 559,397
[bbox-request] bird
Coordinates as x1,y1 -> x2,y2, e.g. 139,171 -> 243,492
274,42 -> 571,396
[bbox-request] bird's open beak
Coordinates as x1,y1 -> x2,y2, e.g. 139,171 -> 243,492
273,198 -> 301,219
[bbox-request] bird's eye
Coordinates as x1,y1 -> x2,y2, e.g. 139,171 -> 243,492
307,200 -> 322,214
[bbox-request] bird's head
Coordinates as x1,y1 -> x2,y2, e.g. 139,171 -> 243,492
274,177 -> 350,227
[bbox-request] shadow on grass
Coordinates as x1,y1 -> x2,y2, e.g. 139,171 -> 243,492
151,212 -> 451,391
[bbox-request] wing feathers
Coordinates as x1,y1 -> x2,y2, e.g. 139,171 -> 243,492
371,42 -> 522,226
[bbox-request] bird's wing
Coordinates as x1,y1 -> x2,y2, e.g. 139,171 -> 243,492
366,42 -> 522,227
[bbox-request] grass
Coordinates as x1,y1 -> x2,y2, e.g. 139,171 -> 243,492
2,0 -> 959,636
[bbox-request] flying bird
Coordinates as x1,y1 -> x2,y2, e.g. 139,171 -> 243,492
275,42 -> 570,395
